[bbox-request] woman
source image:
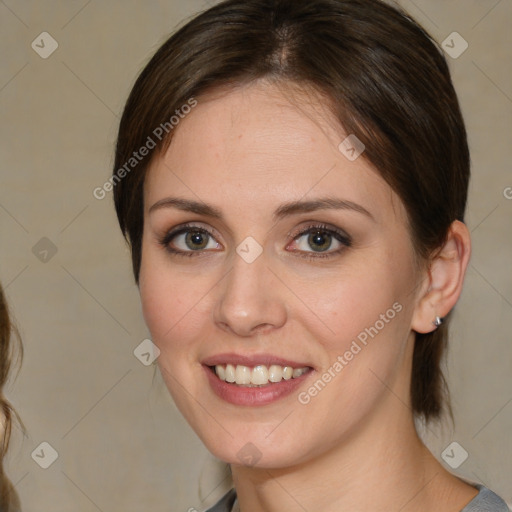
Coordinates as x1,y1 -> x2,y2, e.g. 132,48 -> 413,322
0,284 -> 22,511
112,0 -> 509,510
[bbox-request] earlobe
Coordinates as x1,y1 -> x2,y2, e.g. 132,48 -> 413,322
411,220 -> 471,334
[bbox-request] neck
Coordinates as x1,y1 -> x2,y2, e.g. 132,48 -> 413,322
230,404 -> 474,512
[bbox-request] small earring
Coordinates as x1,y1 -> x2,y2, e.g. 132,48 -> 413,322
433,316 -> 444,328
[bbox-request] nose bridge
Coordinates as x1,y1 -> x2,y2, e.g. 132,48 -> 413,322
214,250 -> 286,336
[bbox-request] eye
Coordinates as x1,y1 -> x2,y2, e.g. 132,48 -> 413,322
287,224 -> 351,258
159,224 -> 221,256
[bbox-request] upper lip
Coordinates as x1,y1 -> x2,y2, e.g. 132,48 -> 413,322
202,353 -> 313,369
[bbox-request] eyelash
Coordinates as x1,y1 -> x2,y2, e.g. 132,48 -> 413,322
158,222 -> 352,260
287,223 -> 352,260
158,224 -> 214,259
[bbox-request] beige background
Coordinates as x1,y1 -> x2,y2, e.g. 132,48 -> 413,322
1,0 -> 511,510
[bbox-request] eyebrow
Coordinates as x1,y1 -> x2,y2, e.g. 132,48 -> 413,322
148,196 -> 374,221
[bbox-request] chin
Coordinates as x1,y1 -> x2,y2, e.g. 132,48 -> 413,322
186,415 -> 321,469
207,439 -> 305,469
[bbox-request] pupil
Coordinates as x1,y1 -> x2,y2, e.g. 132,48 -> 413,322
308,231 -> 331,252
186,231 -> 208,250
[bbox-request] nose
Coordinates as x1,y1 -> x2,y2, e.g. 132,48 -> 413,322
213,252 -> 287,337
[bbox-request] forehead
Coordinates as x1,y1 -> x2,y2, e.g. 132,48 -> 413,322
144,81 -> 401,221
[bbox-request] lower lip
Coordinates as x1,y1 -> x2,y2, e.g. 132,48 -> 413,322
203,366 -> 312,406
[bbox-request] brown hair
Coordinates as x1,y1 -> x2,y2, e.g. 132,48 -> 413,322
113,0 -> 469,421
0,284 -> 23,511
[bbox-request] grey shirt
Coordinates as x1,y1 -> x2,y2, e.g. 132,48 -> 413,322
205,485 -> 510,512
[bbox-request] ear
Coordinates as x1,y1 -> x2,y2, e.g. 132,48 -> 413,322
411,220 -> 471,334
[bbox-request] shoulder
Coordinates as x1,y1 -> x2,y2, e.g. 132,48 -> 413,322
461,484 -> 510,512
204,488 -> 237,512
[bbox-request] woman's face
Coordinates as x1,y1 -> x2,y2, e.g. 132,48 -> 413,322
139,82 -> 424,468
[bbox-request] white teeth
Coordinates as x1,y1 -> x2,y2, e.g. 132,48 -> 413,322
251,365 -> 269,385
225,364 -> 236,383
235,365 -> 251,385
215,365 -> 226,381
213,363 -> 310,386
268,364 -> 282,383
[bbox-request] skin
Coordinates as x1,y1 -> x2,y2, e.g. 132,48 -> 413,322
139,81 -> 476,511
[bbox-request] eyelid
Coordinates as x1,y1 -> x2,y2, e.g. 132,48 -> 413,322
287,222 -> 352,244
284,222 -> 352,261
159,221 -> 352,258
159,222 -> 223,250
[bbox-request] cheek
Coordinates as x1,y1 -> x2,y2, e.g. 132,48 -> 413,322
138,243 -> 214,362
293,273 -> 410,433
289,247 -> 414,391
139,242 -> 182,347
140,270 -> 195,347
289,254 -> 405,338
138,258 -> 201,407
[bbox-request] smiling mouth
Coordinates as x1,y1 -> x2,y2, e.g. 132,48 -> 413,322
208,364 -> 313,387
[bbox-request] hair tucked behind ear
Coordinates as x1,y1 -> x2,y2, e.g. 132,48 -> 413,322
0,285 -> 23,511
